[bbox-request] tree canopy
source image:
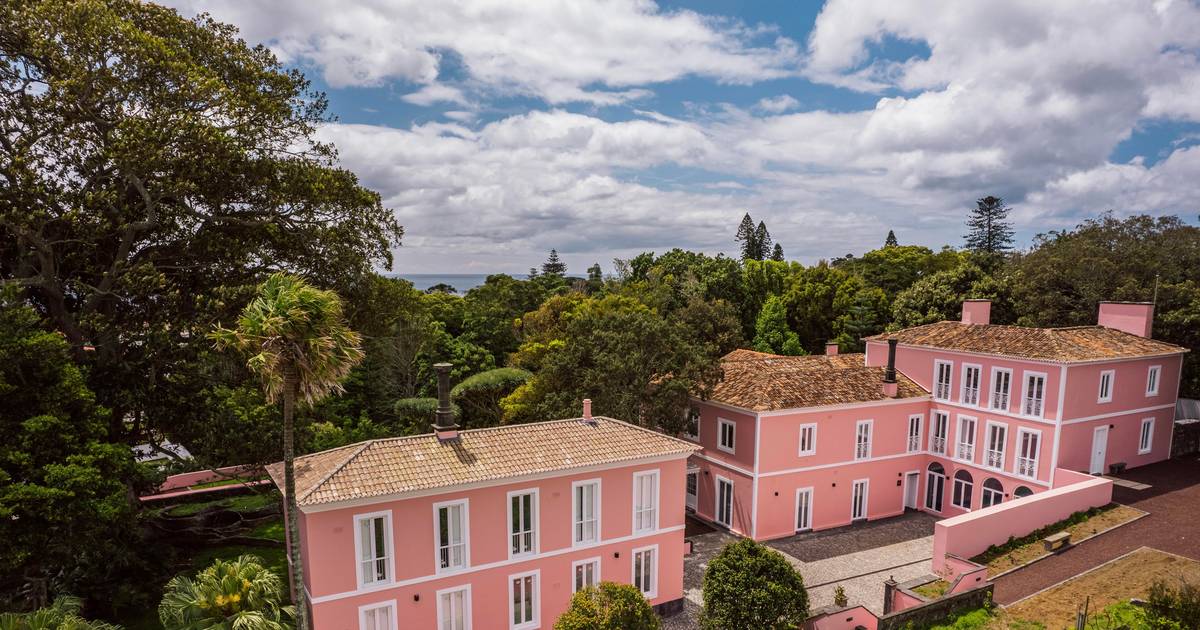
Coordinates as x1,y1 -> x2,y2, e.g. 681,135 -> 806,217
554,582 -> 660,630
702,539 -> 808,630
964,195 -> 1015,256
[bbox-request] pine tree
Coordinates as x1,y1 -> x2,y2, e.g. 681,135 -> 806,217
587,263 -> 602,283
964,196 -> 1015,255
542,249 -> 567,276
754,221 -> 772,261
735,213 -> 758,261
885,230 -> 899,247
771,243 -> 785,261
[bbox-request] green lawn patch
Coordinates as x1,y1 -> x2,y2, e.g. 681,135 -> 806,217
249,519 -> 285,542
166,491 -> 278,516
913,579 -> 952,599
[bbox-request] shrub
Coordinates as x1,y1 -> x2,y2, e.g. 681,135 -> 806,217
158,555 -> 293,630
554,582 -> 660,630
833,585 -> 849,607
1146,577 -> 1200,628
701,539 -> 808,629
0,596 -> 122,629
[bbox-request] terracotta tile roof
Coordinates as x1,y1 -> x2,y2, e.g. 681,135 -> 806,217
266,417 -> 698,507
708,351 -> 928,412
865,321 -> 1187,362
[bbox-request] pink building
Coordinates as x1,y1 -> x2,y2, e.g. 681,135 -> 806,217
685,300 -> 1185,540
269,368 -> 697,630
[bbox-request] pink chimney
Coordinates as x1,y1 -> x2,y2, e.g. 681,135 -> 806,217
1098,302 -> 1154,338
961,299 -> 991,325
825,342 -> 839,356
582,399 -> 593,422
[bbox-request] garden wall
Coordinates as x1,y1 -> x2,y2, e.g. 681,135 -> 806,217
876,584 -> 993,630
932,468 -> 1111,575
157,464 -> 257,492
805,605 -> 879,630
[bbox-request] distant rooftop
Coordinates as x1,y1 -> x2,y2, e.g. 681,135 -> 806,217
866,321 -> 1187,363
709,349 -> 927,412
267,417 -> 698,507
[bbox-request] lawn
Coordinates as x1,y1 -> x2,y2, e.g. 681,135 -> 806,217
166,491 -> 279,516
977,504 -> 1145,577
913,579 -> 952,599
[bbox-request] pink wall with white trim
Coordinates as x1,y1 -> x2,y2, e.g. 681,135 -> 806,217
690,404 -> 756,471
1060,356 -> 1181,420
805,606 -> 879,630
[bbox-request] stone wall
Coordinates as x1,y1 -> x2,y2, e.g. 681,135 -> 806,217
876,584 -> 993,630
1172,419 -> 1200,457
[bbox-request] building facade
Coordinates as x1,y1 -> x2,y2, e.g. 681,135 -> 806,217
686,300 -> 1184,540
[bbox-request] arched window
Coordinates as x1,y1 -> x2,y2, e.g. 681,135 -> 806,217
1013,486 -> 1033,499
952,469 -> 974,510
981,478 -> 1004,508
928,462 -> 945,475
925,462 -> 946,512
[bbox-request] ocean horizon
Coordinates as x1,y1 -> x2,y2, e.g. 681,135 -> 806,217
393,273 -> 529,293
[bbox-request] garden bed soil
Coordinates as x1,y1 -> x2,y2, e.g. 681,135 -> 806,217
912,579 -> 951,599
1003,547 -> 1200,629
983,504 -> 1145,577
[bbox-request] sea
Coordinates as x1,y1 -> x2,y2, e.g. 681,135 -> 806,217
395,273 -> 529,293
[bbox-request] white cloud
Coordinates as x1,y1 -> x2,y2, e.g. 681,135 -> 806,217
754,94 -> 800,114
401,83 -> 469,107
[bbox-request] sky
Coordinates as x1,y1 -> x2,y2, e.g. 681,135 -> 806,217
164,0 -> 1200,274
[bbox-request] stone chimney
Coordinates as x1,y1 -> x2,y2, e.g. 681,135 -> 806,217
432,362 -> 459,441
825,341 -> 839,356
1098,301 -> 1154,338
582,399 -> 595,424
961,299 -> 991,325
882,338 -> 899,398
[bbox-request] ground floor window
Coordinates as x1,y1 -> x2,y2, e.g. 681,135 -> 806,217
851,479 -> 868,521
437,586 -> 470,630
981,478 -> 1003,508
951,470 -> 973,510
573,557 -> 599,592
1013,485 -> 1034,499
632,546 -> 657,599
360,601 -> 396,630
796,487 -> 813,531
926,463 -> 945,512
715,477 -> 733,527
509,571 -> 539,630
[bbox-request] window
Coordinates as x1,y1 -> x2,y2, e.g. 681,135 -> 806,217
930,411 -> 949,455
1097,370 -> 1114,403
925,463 -> 945,512
798,424 -> 817,456
633,470 -> 659,534
981,478 -> 1004,509
509,571 -> 539,630
632,546 -> 657,599
1016,429 -> 1040,478
1022,373 -> 1046,417
956,416 -> 977,462
360,601 -> 396,630
683,407 -> 700,440
715,476 -> 733,528
1147,365 -> 1161,396
855,420 -> 873,460
961,364 -> 982,406
685,471 -> 697,512
851,479 -> 869,521
1139,418 -> 1155,454
355,512 -> 391,587
795,487 -> 813,532
952,470 -> 974,510
435,500 -> 469,572
1013,486 -> 1034,499
508,489 -> 537,558
572,558 -> 600,592
984,422 -> 1007,470
907,415 -> 922,453
934,361 -> 953,400
991,368 -> 1012,411
717,418 -> 736,453
572,480 -> 600,546
437,586 -> 471,630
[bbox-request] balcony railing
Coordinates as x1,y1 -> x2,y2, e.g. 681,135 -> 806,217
930,436 -> 946,454
1016,457 -> 1037,478
934,382 -> 951,400
992,391 -> 1009,410
1023,396 -> 1043,417
956,442 -> 975,461
855,442 -> 871,459
907,435 -> 921,452
963,387 -> 979,406
985,449 -> 1004,469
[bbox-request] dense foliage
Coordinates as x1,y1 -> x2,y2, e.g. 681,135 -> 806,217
158,555 -> 293,630
701,539 -> 809,630
553,582 -> 660,630
0,596 -> 122,630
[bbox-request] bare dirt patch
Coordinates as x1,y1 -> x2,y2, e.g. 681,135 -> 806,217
985,504 -> 1145,577
1004,547 -> 1200,629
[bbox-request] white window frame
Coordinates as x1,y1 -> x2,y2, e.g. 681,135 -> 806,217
851,478 -> 869,521
359,600 -> 398,630
981,480 -> 1004,509
798,423 -> 817,457
717,418 -> 736,454
433,499 -> 470,574
508,569 -> 540,630
1021,371 -> 1048,418
854,419 -> 873,460
907,414 -> 923,453
714,475 -> 734,528
632,470 -> 659,534
929,411 -> 949,455
507,488 -> 539,560
572,557 -> 601,593
571,479 -> 602,547
990,367 -> 1012,411
1146,365 -> 1161,397
436,585 -> 472,630
1139,417 -> 1155,454
631,544 -> 658,599
1014,428 -> 1041,479
354,510 -> 393,589
983,421 -> 1007,471
933,360 -> 954,401
683,407 -> 700,440
955,415 -> 977,463
961,363 -> 983,407
795,486 -> 814,532
951,472 -> 974,511
1097,369 -> 1115,404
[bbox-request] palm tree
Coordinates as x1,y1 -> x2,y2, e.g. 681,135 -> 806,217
0,596 -> 122,630
210,274 -> 364,630
158,555 -> 294,630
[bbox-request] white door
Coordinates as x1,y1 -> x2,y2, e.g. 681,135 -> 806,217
926,472 -> 944,512
715,478 -> 733,528
795,488 -> 813,532
1090,426 -> 1109,474
851,479 -> 868,521
685,472 -> 697,511
904,472 -> 919,510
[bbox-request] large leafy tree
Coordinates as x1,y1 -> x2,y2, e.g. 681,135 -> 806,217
0,0 -> 401,445
210,274 -> 364,630
158,555 -> 293,630
891,263 -> 1015,328
554,582 -> 660,630
752,296 -> 804,356
701,539 -> 808,630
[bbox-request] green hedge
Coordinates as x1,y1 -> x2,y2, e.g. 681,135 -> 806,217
971,503 -> 1115,564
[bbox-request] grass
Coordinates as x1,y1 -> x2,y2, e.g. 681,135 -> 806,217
188,477 -> 248,489
188,544 -> 288,576
975,504 -> 1143,577
249,519 -> 285,542
913,579 -> 952,599
166,491 -> 278,516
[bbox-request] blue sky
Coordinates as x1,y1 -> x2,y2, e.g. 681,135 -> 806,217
168,0 -> 1200,273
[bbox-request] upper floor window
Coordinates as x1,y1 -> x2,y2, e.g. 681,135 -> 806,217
961,365 -> 982,406
1016,429 -> 1040,478
1146,365 -> 1161,396
1022,373 -> 1046,417
509,571 -> 539,630
1139,418 -> 1155,454
717,418 -> 735,453
356,512 -> 392,587
436,500 -> 469,572
854,420 -> 872,460
509,489 -> 537,558
573,480 -> 600,545
683,408 -> 700,440
1097,370 -> 1114,404
798,424 -> 817,456
991,368 -> 1012,411
956,416 -> 977,462
984,422 -> 1007,470
361,601 -> 397,630
633,471 -> 658,534
907,415 -> 922,453
930,411 -> 949,455
632,546 -> 657,599
934,361 -> 953,400
437,586 -> 470,630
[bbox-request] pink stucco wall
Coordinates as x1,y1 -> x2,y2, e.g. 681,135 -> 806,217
156,464 -> 256,492
890,587 -> 923,612
805,605 -> 879,630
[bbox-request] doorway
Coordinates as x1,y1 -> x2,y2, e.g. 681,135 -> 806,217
685,471 -> 697,512
715,477 -> 733,528
904,471 -> 920,510
926,462 -> 945,512
1090,426 -> 1109,474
